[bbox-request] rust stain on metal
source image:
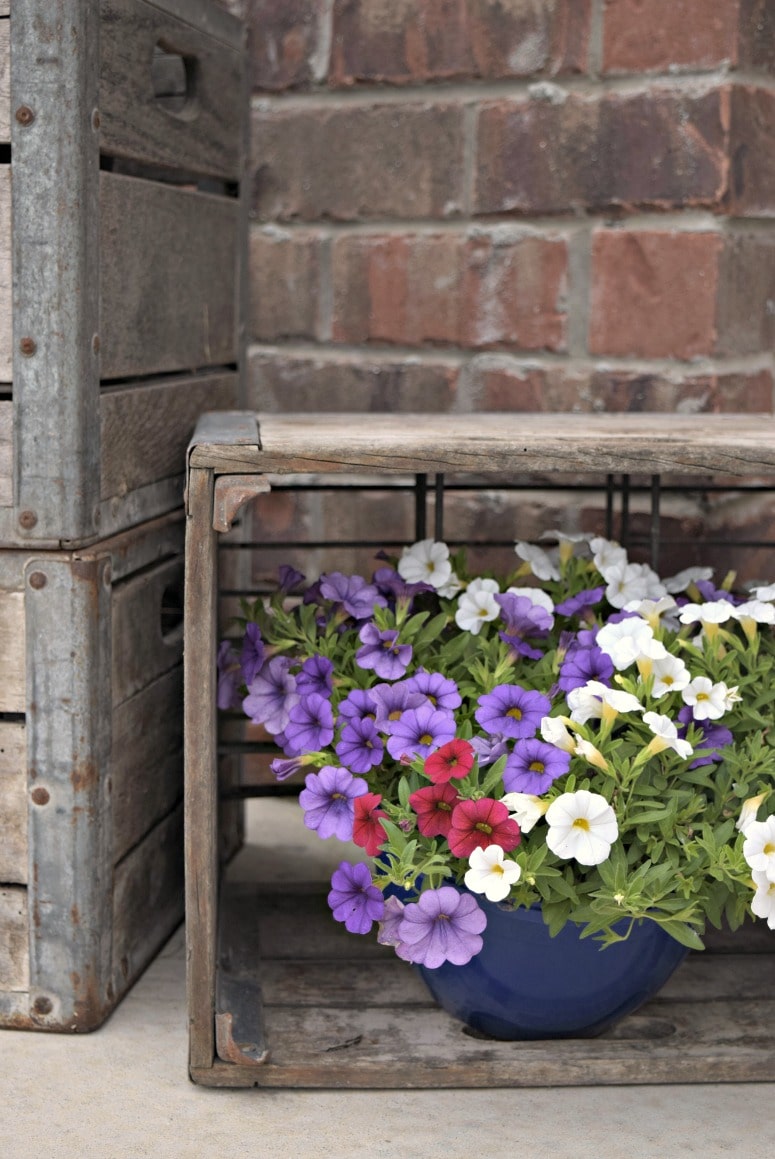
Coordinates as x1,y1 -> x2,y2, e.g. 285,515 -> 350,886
30,786 -> 50,806
18,510 -> 38,530
28,571 -> 47,590
70,761 -> 99,792
15,105 -> 35,125
215,1012 -> 270,1066
71,904 -> 80,926
70,965 -> 106,1031
19,336 -> 37,357
91,334 -> 100,354
91,109 -> 101,131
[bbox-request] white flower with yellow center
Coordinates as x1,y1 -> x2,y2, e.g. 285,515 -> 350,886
678,601 -> 734,627
464,844 -> 522,902
514,541 -> 560,582
649,654 -> 691,699
641,711 -> 694,760
397,539 -> 452,590
540,715 -> 577,753
733,599 -> 775,642
567,680 -> 643,726
501,792 -> 546,834
455,577 -> 500,635
662,566 -> 713,595
545,789 -> 619,866
603,560 -> 661,610
624,594 -> 678,631
743,815 -> 775,883
753,583 -> 775,602
436,571 -> 462,599
595,618 -> 667,672
751,870 -> 775,929
736,793 -> 767,834
682,676 -> 729,721
574,737 -> 610,773
590,536 -> 628,576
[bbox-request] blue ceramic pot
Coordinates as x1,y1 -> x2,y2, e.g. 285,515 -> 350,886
416,891 -> 690,1040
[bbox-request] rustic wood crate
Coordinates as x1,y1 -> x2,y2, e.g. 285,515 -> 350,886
0,0 -> 245,548
0,509 -> 188,1030
184,410 -> 775,1087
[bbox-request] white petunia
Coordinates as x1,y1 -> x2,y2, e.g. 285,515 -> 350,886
464,844 -> 522,902
455,577 -> 500,634
567,680 -> 643,725
540,530 -> 590,566
501,792 -> 547,834
540,715 -> 577,753
624,595 -> 678,630
751,870 -> 775,929
753,583 -> 775,602
678,601 -> 734,627
662,566 -> 713,595
736,793 -> 767,834
397,539 -> 452,590
649,654 -> 691,699
514,541 -> 560,581
603,560 -> 657,609
590,536 -> 628,577
682,676 -> 730,721
641,711 -> 694,760
733,600 -> 775,624
545,790 -> 619,866
596,618 -> 667,671
574,737 -> 610,773
436,571 -> 462,599
742,815 -> 775,883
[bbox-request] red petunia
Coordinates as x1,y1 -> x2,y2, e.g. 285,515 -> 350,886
448,797 -> 521,858
423,738 -> 475,784
352,792 -> 388,856
409,782 -> 460,838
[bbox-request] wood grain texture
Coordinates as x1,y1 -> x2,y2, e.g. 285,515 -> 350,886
100,173 -> 238,380
0,167 -> 11,385
111,554 -> 184,707
0,888 -> 29,992
0,401 -> 11,505
189,412 -> 775,479
0,20 -> 9,143
0,721 -> 26,884
99,0 -> 243,179
100,372 -> 238,501
0,590 -> 25,713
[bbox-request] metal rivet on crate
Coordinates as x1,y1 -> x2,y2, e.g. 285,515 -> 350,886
30,786 -> 50,806
32,997 -> 53,1016
19,510 -> 38,531
91,108 -> 101,131
19,336 -> 36,357
28,570 -> 47,589
15,105 -> 35,126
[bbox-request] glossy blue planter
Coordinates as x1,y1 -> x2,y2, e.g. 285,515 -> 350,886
416,892 -> 690,1040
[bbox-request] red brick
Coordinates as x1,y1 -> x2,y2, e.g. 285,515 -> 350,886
331,231 -> 568,351
602,0 -> 739,75
330,0 -> 590,87
728,87 -> 775,216
252,103 -> 466,221
738,0 -> 775,72
249,228 -> 323,341
247,348 -> 460,410
717,233 -> 775,355
475,89 -> 730,216
589,231 -> 723,359
249,0 -> 329,91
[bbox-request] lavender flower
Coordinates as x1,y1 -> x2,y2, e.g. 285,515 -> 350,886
242,656 -> 298,734
337,689 -> 378,726
327,861 -> 385,935
503,738 -> 571,794
356,623 -> 412,680
270,755 -> 305,782
240,623 -> 265,686
283,693 -> 335,755
385,705 -> 456,761
554,587 -> 606,616
397,886 -> 487,968
558,643 -> 614,693
370,681 -> 426,730
470,733 -> 510,767
404,670 -> 462,712
677,705 -> 733,769
296,654 -> 334,699
298,766 -> 368,840
336,716 -> 384,773
376,895 -> 406,946
319,572 -> 386,620
278,564 -> 305,594
372,566 -> 431,606
496,593 -> 553,659
475,684 -> 551,740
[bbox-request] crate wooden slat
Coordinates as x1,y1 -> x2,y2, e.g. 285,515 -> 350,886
184,411 -> 775,1088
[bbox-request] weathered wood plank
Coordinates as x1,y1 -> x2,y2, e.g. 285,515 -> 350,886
0,887 -> 29,993
0,721 -> 27,884
100,372 -> 238,501
100,0 -> 242,179
111,665 -> 183,863
77,508 -> 185,584
100,172 -> 238,380
0,589 -> 25,713
189,412 -> 775,479
0,20 -> 9,144
0,166 -> 11,383
112,554 -> 184,706
0,400 -> 11,506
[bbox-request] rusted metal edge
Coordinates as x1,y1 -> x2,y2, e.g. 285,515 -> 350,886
185,412 -> 261,514
213,475 -> 270,532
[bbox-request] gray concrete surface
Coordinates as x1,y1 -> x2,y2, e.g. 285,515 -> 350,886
2,800 -> 771,1159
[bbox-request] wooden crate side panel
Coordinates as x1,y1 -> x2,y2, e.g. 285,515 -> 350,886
112,553 -> 184,706
0,887 -> 28,992
111,802 -> 184,994
0,165 -> 11,384
100,372 -> 238,501
0,721 -> 26,884
100,0 -> 242,180
0,17 -> 8,144
0,588 -> 25,712
0,401 -> 11,506
111,664 -> 183,864
100,173 -> 238,380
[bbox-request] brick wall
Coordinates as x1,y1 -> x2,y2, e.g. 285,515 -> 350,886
244,0 -> 775,419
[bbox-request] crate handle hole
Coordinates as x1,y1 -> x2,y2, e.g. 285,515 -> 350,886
151,42 -> 198,120
160,578 -> 184,642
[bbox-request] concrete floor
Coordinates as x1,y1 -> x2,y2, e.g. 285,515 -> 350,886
2,800 -> 772,1159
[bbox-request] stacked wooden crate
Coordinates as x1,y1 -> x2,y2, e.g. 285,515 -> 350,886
0,0 -> 245,1030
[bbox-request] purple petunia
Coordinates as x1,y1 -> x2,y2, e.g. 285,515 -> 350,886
558,643 -> 614,693
503,738 -> 571,794
337,688 -> 378,726
404,670 -> 462,712
677,705 -> 733,769
475,683 -> 551,740
385,705 -> 456,761
298,765 -> 369,840
269,755 -> 305,781
283,692 -> 335,755
336,716 -> 385,773
470,732 -> 510,767
240,623 -> 265,686
496,593 -> 553,659
376,895 -> 407,946
370,681 -> 426,730
372,566 -> 432,606
242,656 -> 299,734
319,572 -> 387,620
554,587 -> 606,616
296,654 -> 334,699
278,564 -> 305,594
396,886 -> 487,968
356,623 -> 412,680
328,861 -> 385,935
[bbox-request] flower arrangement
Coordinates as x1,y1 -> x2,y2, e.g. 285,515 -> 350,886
218,533 -> 775,971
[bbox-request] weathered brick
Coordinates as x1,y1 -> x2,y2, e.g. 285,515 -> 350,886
252,103 -> 466,221
728,86 -> 775,216
589,231 -> 723,358
249,228 -> 323,341
474,89 -> 729,216
331,231 -> 568,351
330,0 -> 590,87
602,0 -> 739,75
738,0 -> 775,72
247,348 -> 460,410
717,233 -> 775,355
249,0 -> 329,91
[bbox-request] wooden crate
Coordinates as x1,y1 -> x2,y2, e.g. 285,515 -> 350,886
0,0 -> 245,547
0,509 -> 187,1030
184,411 -> 775,1087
